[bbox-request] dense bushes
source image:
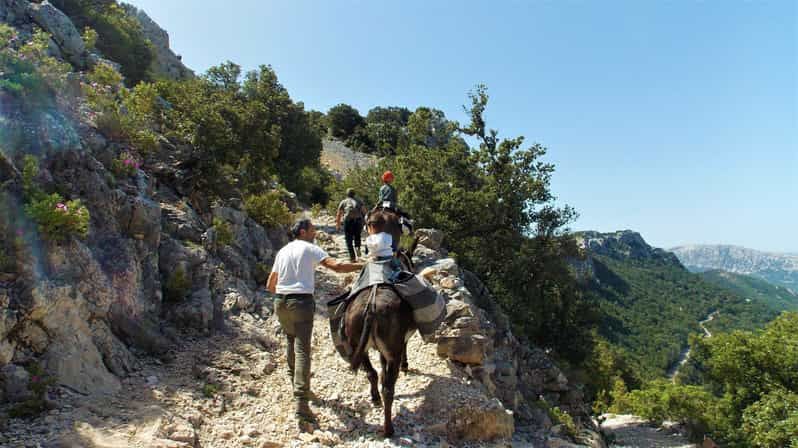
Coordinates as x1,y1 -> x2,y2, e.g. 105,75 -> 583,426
85,62 -> 160,152
612,312 -> 798,447
0,25 -> 70,115
244,191 -> 293,228
50,0 -> 155,85
155,62 -> 325,202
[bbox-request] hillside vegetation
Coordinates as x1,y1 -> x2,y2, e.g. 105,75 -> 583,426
699,269 -> 798,313
574,232 -> 784,412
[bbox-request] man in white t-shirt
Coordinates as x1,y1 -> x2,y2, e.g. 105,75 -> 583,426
267,218 -> 362,426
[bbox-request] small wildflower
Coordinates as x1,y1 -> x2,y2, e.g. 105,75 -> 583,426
30,375 -> 40,383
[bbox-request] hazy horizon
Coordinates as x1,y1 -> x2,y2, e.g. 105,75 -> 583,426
126,0 -> 797,253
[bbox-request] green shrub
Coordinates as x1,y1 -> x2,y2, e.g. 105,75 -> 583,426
110,151 -> 141,177
202,383 -> 218,398
9,363 -> 55,419
0,25 -> 70,113
24,194 -> 90,242
164,266 -> 190,302
742,388 -> 798,448
244,192 -> 292,228
82,27 -> 98,50
85,63 -> 159,152
550,407 -> 578,439
212,217 -> 233,247
310,203 -> 323,218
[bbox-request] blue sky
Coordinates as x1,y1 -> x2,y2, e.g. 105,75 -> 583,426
127,0 -> 797,253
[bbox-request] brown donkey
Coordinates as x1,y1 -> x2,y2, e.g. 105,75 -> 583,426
344,209 -> 417,437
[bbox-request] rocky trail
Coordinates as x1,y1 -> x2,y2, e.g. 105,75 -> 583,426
0,214 -> 540,448
599,415 -> 695,448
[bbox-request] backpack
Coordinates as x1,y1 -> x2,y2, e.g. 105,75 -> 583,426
341,198 -> 362,221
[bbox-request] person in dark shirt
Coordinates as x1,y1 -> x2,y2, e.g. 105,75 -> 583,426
335,188 -> 367,261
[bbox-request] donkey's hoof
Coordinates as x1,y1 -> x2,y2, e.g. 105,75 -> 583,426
400,363 -> 409,373
371,397 -> 383,407
382,425 -> 395,438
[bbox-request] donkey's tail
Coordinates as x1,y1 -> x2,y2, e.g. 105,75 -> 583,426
350,285 -> 377,371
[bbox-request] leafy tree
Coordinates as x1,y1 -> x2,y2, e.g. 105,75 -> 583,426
364,106 -> 411,155
327,103 -> 365,140
155,63 -> 324,202
613,312 -> 798,447
380,85 -> 592,360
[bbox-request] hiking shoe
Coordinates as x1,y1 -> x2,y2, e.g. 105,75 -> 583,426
304,390 -> 321,404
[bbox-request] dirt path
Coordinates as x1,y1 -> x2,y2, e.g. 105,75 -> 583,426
667,311 -> 718,380
600,414 -> 696,448
1,214 -> 520,447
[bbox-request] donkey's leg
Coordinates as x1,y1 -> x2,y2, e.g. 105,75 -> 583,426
361,355 -> 381,406
381,358 -> 401,437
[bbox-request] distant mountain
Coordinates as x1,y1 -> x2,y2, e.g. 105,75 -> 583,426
698,270 -> 798,312
576,231 -> 781,380
670,244 -> 798,292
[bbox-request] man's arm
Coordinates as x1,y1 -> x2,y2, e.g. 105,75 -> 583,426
267,271 -> 278,293
335,208 -> 343,231
320,257 -> 363,273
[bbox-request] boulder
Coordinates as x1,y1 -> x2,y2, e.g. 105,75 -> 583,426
27,0 -> 86,68
31,285 -> 121,395
437,334 -> 487,365
17,322 -> 49,353
124,196 -> 161,247
1,364 -> 33,402
161,201 -> 205,243
0,0 -> 31,24
446,400 -> 514,442
415,228 -> 444,250
0,339 -> 16,366
121,4 -> 193,80
169,288 -> 213,332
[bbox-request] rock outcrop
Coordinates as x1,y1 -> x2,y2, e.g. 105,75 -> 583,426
122,4 -> 193,80
414,228 -> 604,446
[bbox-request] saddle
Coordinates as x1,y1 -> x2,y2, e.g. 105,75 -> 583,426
327,258 -> 446,362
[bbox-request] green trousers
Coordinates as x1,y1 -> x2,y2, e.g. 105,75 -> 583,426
274,294 -> 315,405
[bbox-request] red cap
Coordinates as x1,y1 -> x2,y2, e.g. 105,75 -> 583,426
382,171 -> 394,183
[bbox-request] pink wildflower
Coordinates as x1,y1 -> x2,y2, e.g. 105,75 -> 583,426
16,230 -> 23,237
31,375 -> 40,383
55,203 -> 68,213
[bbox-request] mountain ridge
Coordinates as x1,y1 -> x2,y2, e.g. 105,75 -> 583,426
670,244 -> 798,292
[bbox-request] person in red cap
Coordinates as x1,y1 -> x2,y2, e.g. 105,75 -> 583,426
378,170 -> 397,210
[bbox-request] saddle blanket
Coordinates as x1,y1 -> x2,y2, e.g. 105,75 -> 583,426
327,259 -> 446,362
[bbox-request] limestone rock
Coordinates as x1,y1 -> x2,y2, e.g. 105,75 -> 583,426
446,400 -> 514,442
0,339 -> 15,365
31,284 -> 121,396
437,334 -> 487,365
415,228 -> 444,250
122,4 -> 193,80
1,364 -> 33,402
27,0 -> 86,68
0,0 -> 31,24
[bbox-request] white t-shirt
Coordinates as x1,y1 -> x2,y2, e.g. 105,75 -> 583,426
271,239 -> 329,295
365,232 -> 393,258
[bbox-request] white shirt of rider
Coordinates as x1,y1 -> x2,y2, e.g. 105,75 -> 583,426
271,239 -> 329,295
366,232 -> 393,258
